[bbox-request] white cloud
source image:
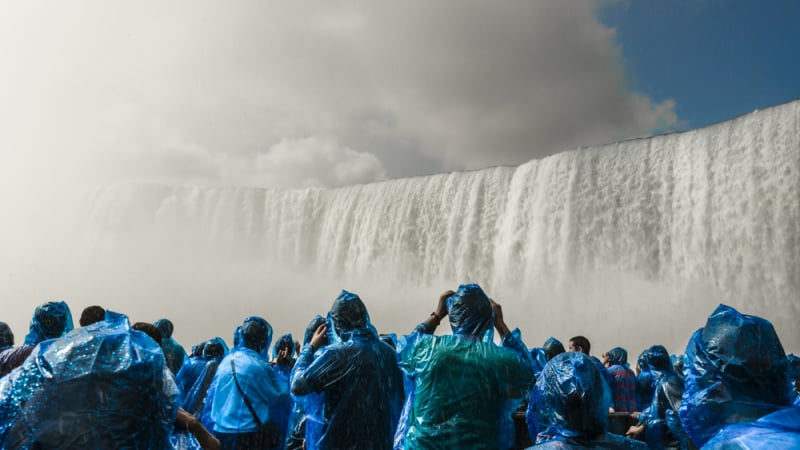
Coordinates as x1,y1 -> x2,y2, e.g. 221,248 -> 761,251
0,1 -> 679,191
254,137 -> 386,188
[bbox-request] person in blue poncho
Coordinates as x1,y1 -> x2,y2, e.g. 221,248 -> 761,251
182,338 -> 227,417
155,318 -> 189,375
0,301 -> 73,378
528,352 -> 647,449
286,315 -> 327,450
602,347 -> 639,413
679,304 -> 800,449
0,322 -> 12,354
625,345 -> 689,450
396,284 -> 535,450
634,350 -> 655,411
0,311 -> 177,449
291,291 -> 404,450
205,316 -> 291,450
270,333 -> 297,379
178,341 -> 210,400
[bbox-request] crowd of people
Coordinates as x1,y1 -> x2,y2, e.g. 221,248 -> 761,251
0,284 -> 798,449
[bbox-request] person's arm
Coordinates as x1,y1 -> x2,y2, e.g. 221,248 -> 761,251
291,323 -> 330,396
489,297 -> 510,338
175,407 -> 222,450
414,290 -> 452,334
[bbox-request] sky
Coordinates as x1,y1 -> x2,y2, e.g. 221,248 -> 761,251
0,0 -> 798,348
1,0 -> 798,194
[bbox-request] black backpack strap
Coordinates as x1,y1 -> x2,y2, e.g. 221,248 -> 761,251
230,358 -> 264,427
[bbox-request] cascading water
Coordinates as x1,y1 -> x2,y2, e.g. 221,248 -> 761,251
83,100 -> 799,355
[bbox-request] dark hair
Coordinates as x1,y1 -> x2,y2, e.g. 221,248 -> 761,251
79,305 -> 106,327
241,317 -> 271,353
569,336 -> 591,355
0,322 -> 13,347
132,322 -> 163,348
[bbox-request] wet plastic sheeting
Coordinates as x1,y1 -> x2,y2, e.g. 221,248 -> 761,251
397,328 -> 534,449
292,291 -> 404,450
529,352 -> 645,449
0,311 -> 178,449
700,406 -> 800,449
679,304 -> 791,447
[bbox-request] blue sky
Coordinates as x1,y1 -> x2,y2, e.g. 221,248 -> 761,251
600,0 -> 800,131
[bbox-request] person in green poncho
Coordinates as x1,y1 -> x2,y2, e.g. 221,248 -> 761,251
396,284 -> 535,450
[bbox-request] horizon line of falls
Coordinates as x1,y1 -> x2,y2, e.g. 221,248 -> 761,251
86,100 -> 799,353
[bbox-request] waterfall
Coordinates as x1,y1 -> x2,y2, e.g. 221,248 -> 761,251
84,100 -> 800,354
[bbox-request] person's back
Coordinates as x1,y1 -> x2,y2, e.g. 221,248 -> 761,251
680,304 -> 799,449
292,291 -> 404,450
401,334 -> 531,448
529,352 -> 646,449
603,347 -> 639,413
206,316 -> 290,450
0,302 -> 73,378
397,284 -> 534,450
0,311 -> 178,449
155,318 -> 189,375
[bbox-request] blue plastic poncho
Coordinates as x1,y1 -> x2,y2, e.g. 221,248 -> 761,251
176,343 -> 209,400
0,322 -> 12,352
155,318 -> 189,375
204,316 -> 290,440
286,315 -> 327,450
788,354 -> 800,406
272,333 -> 296,379
180,337 -> 228,417
635,350 -> 655,410
397,284 -> 535,450
679,304 -> 797,448
23,301 -> 73,346
636,345 -> 689,450
0,311 -> 178,449
530,352 -> 646,449
1,302 -> 74,378
292,291 -> 404,450
543,337 -> 566,361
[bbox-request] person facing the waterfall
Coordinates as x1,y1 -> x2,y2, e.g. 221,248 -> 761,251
625,345 -> 690,449
602,347 -> 639,413
0,301 -> 73,378
529,351 -> 647,449
679,304 -> 800,448
291,290 -> 404,450
396,284 -> 535,450
205,316 -> 291,450
154,318 -> 189,375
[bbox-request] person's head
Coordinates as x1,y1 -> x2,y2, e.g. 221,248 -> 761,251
568,336 -> 591,355
203,337 -> 226,360
446,284 -> 494,339
153,319 -> 174,340
535,352 -> 611,438
543,337 -> 566,361
132,322 -> 163,348
25,301 -> 73,346
606,347 -> 627,367
79,305 -> 106,327
190,341 -> 207,358
643,345 -> 672,375
303,315 -> 327,345
241,316 -> 272,354
329,290 -> 369,339
680,304 -> 789,447
273,333 -> 295,360
0,321 -> 13,348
